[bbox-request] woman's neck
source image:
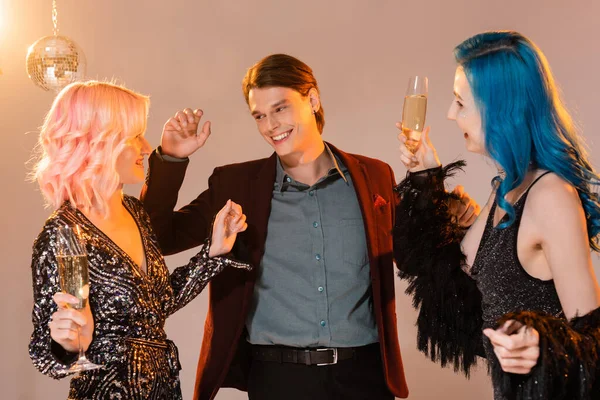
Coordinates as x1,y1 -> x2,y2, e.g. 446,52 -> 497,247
83,189 -> 128,225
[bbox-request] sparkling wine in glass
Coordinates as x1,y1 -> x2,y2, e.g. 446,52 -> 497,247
56,224 -> 102,373
402,76 -> 428,153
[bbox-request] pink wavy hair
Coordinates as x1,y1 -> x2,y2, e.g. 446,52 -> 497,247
33,81 -> 150,216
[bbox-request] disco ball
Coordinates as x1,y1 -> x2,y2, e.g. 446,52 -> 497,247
26,35 -> 86,92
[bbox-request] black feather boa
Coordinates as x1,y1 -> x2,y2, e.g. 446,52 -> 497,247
491,307 -> 600,400
393,160 -> 484,377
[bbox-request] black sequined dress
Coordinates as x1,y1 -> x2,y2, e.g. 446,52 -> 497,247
469,173 -> 564,399
29,195 -> 251,400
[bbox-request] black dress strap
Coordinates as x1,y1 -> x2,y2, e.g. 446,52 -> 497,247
525,170 -> 552,191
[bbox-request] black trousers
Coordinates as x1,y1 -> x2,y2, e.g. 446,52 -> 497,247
247,344 -> 394,400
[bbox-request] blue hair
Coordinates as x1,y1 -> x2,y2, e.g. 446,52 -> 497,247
454,31 -> 600,251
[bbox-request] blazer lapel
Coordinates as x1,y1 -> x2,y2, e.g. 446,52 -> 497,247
327,143 -> 380,278
247,153 -> 277,265
240,152 -> 277,306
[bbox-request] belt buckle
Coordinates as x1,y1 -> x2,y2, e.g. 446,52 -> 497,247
316,348 -> 338,366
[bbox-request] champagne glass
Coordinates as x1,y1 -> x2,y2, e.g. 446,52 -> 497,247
55,224 -> 102,373
401,76 -> 428,153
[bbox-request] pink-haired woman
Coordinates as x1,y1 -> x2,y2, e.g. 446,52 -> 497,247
28,81 -> 251,399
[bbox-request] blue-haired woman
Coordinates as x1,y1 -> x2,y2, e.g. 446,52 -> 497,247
394,31 -> 600,399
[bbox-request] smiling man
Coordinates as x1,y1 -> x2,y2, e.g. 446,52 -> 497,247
141,54 -> 455,400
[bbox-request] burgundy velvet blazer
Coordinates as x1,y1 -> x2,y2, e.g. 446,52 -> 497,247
140,143 -> 409,399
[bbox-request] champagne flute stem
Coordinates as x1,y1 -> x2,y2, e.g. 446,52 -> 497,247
77,325 -> 85,361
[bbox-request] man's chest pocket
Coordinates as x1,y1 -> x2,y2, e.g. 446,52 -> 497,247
340,218 -> 369,267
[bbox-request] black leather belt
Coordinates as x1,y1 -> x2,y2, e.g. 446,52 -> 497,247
251,345 -> 367,366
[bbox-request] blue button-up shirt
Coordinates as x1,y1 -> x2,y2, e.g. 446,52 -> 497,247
246,145 -> 378,348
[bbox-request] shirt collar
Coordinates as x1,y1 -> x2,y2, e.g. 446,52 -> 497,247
274,143 -> 348,191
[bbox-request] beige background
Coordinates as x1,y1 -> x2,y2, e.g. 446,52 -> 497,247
1,1 -> 599,399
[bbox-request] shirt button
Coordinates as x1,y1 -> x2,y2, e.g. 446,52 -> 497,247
312,221 -> 319,228
315,254 -> 321,261
309,190 -> 315,196
320,320 -> 326,327
286,176 -> 292,183
318,286 -> 324,292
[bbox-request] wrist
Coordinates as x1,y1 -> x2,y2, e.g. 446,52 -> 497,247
157,146 -> 189,162
208,247 -> 217,258
421,156 -> 442,171
409,165 -> 430,173
409,162 -> 441,174
208,242 -> 222,258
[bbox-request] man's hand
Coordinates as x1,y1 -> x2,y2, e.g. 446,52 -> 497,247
161,108 -> 211,158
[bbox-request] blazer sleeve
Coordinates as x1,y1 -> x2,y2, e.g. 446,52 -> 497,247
140,149 -> 219,255
393,160 -> 485,377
